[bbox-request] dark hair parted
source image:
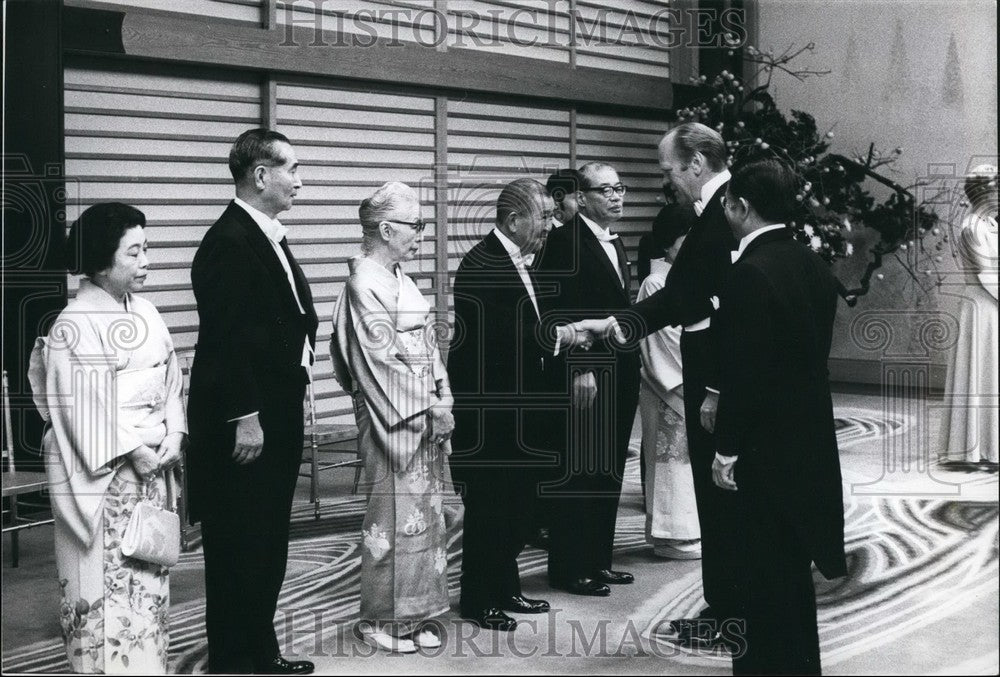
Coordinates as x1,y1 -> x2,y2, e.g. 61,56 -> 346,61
65,202 -> 146,276
496,178 -> 549,227
727,159 -> 799,224
228,128 -> 292,183
546,169 -> 582,205
667,122 -> 727,172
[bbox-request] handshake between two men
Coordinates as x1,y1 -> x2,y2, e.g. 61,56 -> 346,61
551,316 -> 722,458
554,316 -> 624,352
552,317 -> 630,410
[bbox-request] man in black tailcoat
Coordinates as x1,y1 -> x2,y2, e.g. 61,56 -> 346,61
535,162 -> 640,597
712,159 -> 846,675
626,123 -> 743,642
448,179 -> 556,631
187,129 -> 317,675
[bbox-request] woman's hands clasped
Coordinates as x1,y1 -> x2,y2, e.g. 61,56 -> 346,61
129,444 -> 161,479
157,431 -> 185,469
129,431 -> 186,479
430,401 -> 455,449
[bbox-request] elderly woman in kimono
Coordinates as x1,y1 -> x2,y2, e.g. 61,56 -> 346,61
331,182 -> 454,654
28,202 -> 186,674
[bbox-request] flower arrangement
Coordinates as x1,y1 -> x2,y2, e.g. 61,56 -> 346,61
674,41 -> 947,304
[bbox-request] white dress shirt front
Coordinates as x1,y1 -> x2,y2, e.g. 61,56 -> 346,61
579,213 -> 626,287
492,227 -> 540,319
228,198 -> 314,421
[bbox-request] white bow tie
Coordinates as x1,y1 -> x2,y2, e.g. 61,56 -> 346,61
513,251 -> 535,267
272,219 -> 289,243
693,200 -> 705,217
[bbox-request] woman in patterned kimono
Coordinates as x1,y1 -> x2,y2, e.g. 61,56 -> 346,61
28,202 -> 186,674
331,182 -> 454,654
636,225 -> 702,560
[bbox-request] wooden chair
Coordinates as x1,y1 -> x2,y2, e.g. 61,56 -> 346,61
2,370 -> 53,567
299,383 -> 362,520
174,349 -> 200,551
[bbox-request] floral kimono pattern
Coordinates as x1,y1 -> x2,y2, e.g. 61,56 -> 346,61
638,266 -> 701,545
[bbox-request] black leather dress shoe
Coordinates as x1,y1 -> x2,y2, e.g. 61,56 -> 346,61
674,627 -> 725,651
665,613 -> 727,650
529,527 -> 551,550
594,568 -> 634,585
502,594 -> 551,614
667,612 -> 716,636
551,577 -> 611,597
465,607 -> 517,631
253,656 -> 315,674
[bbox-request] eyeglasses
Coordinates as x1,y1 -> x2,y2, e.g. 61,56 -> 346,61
583,184 -> 628,198
387,219 -> 426,233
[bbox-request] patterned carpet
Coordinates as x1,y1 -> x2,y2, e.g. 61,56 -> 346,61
3,407 -> 998,675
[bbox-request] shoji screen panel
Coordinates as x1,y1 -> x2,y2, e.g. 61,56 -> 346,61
276,82 -> 438,421
447,0 -> 571,64
276,0 -> 439,46
575,111 -> 670,292
82,0 -> 263,22
446,99 -> 571,273
63,66 -> 262,351
574,0 -> 671,78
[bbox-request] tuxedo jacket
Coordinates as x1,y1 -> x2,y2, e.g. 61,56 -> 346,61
535,214 -> 639,378
448,231 -> 555,472
186,202 -> 318,514
713,227 -> 847,579
628,183 -> 736,389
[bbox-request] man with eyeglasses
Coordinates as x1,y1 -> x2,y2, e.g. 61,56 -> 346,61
535,162 -> 640,597
712,159 -> 845,675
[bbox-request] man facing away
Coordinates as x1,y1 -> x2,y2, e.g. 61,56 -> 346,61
546,168 -> 582,227
448,178 -> 557,631
186,129 -> 317,674
712,159 -> 846,675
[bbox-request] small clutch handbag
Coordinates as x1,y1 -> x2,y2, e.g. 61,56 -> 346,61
121,471 -> 181,568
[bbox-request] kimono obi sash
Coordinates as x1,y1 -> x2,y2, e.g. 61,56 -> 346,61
115,365 -> 169,449
392,270 -> 436,381
394,327 -> 434,380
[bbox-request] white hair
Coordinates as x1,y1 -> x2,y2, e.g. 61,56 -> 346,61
360,182 -> 417,231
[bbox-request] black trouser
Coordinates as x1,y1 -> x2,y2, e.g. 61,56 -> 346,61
457,467 -> 536,614
547,359 -> 639,582
198,378 -> 305,674
733,479 -> 821,675
680,330 -> 745,621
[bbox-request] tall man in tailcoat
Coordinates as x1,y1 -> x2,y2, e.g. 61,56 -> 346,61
186,129 -> 317,675
712,159 -> 846,675
448,179 -> 556,631
535,162 -> 640,597
626,123 -> 743,641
